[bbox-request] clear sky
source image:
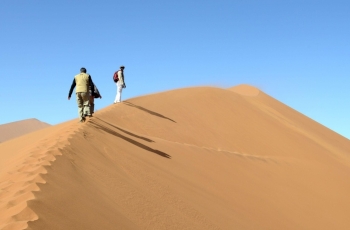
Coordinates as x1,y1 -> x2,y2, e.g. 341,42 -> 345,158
0,0 -> 349,139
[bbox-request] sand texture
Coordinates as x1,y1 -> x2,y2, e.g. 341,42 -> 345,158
0,119 -> 51,144
1,85 -> 350,230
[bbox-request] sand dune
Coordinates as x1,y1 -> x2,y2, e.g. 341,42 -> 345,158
0,119 -> 51,143
1,85 -> 350,230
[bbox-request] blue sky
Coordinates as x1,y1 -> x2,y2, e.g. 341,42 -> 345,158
0,0 -> 349,139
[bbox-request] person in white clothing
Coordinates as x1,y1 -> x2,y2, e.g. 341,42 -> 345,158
114,65 -> 126,103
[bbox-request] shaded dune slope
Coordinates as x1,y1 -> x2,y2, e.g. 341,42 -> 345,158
1,85 -> 350,230
0,119 -> 51,143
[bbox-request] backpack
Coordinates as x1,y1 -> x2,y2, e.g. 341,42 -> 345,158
113,71 -> 119,82
93,85 -> 101,98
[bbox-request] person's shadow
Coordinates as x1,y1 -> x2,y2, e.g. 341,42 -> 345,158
87,118 -> 171,159
123,101 -> 176,123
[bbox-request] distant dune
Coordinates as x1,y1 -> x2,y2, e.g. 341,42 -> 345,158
0,118 -> 51,143
1,85 -> 350,230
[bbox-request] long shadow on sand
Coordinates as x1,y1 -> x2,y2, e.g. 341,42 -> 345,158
123,101 -> 176,123
87,119 -> 171,159
94,117 -> 154,143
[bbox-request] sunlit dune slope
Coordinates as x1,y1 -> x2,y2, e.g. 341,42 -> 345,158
0,119 -> 51,143
1,85 -> 350,230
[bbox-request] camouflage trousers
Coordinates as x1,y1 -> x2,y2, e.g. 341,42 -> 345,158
76,92 -> 90,119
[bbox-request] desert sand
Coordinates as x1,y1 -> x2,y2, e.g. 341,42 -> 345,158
0,85 -> 350,230
0,119 -> 51,144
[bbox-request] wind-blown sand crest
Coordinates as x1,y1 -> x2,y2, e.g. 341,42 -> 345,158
1,85 -> 350,230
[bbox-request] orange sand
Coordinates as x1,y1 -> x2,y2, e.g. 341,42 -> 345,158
0,119 -> 50,144
1,85 -> 350,230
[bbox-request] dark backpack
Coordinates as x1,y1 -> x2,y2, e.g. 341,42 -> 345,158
113,71 -> 119,82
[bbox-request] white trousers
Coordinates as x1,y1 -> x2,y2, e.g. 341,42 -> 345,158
114,82 -> 123,103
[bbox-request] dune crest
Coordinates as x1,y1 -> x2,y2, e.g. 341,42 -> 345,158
0,118 -> 51,143
228,84 -> 260,96
1,85 -> 350,230
0,121 -> 78,230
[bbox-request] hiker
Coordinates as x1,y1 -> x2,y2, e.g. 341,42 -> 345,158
89,81 -> 102,116
113,65 -> 126,103
68,67 -> 94,122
